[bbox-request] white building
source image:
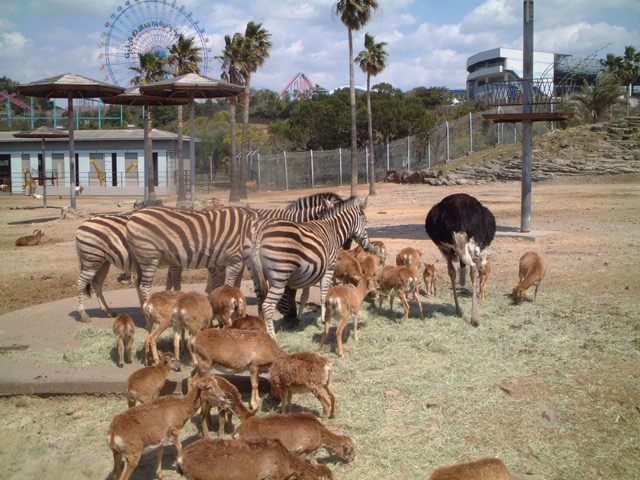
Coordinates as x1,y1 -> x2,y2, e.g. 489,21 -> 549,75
0,128 -> 192,196
466,47 -> 556,100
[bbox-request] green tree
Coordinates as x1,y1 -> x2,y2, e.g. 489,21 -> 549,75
602,45 -> 640,114
332,0 -> 379,196
130,52 -> 169,199
238,21 -> 272,200
356,32 -> 387,194
168,34 -> 203,201
216,33 -> 245,202
576,72 -> 621,123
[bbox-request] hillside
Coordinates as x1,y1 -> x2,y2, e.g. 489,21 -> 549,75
438,115 -> 640,184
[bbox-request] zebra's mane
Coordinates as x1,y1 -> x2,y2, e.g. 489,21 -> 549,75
286,192 -> 343,210
317,196 -> 363,220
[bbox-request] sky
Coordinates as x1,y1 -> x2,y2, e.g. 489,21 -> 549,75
1,0 -> 639,95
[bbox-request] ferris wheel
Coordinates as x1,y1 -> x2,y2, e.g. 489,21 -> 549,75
98,0 -> 213,86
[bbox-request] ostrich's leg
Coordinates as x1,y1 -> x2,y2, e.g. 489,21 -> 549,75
470,264 -> 480,327
447,256 -> 462,317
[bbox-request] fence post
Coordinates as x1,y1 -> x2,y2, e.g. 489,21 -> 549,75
386,141 -> 390,171
469,112 -> 473,153
365,147 -> 369,183
407,136 -> 411,171
284,151 -> 289,191
257,153 -> 261,190
310,149 -> 314,189
428,142 -> 431,168
338,148 -> 343,187
446,121 -> 450,163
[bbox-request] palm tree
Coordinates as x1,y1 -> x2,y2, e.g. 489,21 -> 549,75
332,0 -> 379,197
216,33 -> 245,202
238,21 -> 272,200
168,34 -> 203,202
356,32 -> 387,195
602,45 -> 640,115
576,72 -> 621,123
130,52 -> 169,199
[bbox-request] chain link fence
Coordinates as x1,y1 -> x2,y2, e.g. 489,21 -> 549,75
248,107 -> 556,191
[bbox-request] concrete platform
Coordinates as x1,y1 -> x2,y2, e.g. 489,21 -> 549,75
0,281 -> 270,397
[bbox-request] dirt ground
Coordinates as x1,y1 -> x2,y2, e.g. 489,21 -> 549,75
0,165 -> 639,478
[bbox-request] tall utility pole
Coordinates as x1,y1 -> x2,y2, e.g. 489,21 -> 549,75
521,0 -> 534,232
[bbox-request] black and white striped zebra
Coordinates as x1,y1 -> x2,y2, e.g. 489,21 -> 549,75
126,206 -> 257,304
184,193 -> 345,294
244,196 -> 373,338
75,213 -> 186,322
78,193 -> 341,321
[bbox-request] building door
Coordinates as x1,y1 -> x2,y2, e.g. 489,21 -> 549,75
111,153 -> 118,186
0,155 -> 10,192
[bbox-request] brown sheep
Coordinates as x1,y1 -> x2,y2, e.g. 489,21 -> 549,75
428,458 -> 515,480
124,352 -> 180,407
200,375 -> 258,437
15,229 -> 44,246
269,351 -> 337,423
513,251 -> 547,305
113,313 -> 135,368
234,412 -> 355,462
176,438 -> 333,480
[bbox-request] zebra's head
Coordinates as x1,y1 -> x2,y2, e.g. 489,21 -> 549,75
346,196 -> 371,252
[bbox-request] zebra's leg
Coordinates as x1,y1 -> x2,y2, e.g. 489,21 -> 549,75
76,267 -> 97,323
92,262 -> 117,318
318,272 -> 334,325
281,287 -> 299,327
263,285 -> 286,339
137,260 -> 159,305
296,287 -> 311,320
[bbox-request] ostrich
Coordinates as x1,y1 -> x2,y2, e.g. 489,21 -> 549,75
425,193 -> 496,326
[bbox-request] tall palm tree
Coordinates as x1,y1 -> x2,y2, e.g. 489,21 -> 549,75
130,52 -> 169,199
356,32 -> 387,195
168,34 -> 203,202
216,33 -> 245,202
332,0 -> 379,197
239,21 -> 272,200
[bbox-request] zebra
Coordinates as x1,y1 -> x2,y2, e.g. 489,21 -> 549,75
186,193 -> 345,295
77,192 -> 341,322
126,206 -> 256,304
75,213 -> 187,322
244,196 -> 374,338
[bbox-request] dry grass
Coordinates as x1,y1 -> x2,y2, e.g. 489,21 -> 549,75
9,279 -> 636,479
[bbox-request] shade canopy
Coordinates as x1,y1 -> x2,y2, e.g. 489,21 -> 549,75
140,73 -> 242,202
102,87 -> 190,107
102,88 -> 190,201
13,126 -> 70,139
16,73 -> 124,209
139,73 -> 243,100
16,73 -> 124,99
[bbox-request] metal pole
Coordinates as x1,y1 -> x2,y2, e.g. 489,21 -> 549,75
338,148 -> 343,187
428,142 -> 431,169
407,136 -> 411,171
143,105 -> 150,201
189,92 -> 196,202
445,121 -> 450,163
469,112 -> 473,153
310,150 -> 314,189
257,153 -> 261,190
386,141 -> 389,171
365,147 -> 369,183
68,93 -> 76,209
284,151 -> 289,191
521,0 -> 534,232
